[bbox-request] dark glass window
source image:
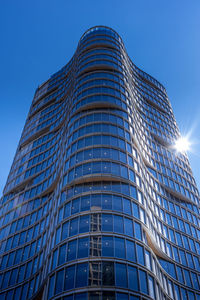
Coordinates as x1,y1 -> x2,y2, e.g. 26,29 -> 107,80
69,218 -> 79,236
102,291 -> 115,300
64,202 -> 71,218
62,222 -> 69,240
55,269 -> 64,294
64,296 -> 73,300
58,243 -> 66,265
102,262 -> 114,285
77,237 -> 89,258
75,293 -> 88,300
67,240 -> 77,261
71,198 -> 80,214
48,275 -> 55,298
116,293 -> 128,300
9,268 -> 17,286
81,195 -> 90,211
17,265 -> 25,283
64,265 -> 75,290
75,263 -> 88,288
79,215 -> 90,233
25,261 -> 32,279
21,283 -> 29,300
52,249 -> 58,270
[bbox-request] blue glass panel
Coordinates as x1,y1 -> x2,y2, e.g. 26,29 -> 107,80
102,236 -> 114,257
48,275 -> 55,298
62,222 -> 69,240
55,269 -> 64,294
124,218 -> 133,236
139,270 -> 148,294
123,198 -> 131,215
75,263 -> 88,288
102,214 -> 113,231
102,194 -> 112,210
81,195 -> 90,211
75,293 -> 88,300
58,243 -> 66,265
79,215 -> 89,233
134,222 -> 142,240
128,265 -> 138,291
115,237 -> 125,259
67,240 -> 77,261
126,240 -> 136,262
136,244 -> 144,265
113,215 -> 123,233
115,263 -> 127,287
69,218 -> 78,236
116,293 -> 128,300
77,237 -> 89,258
102,262 -> 114,285
64,265 -> 75,290
112,196 -> 122,211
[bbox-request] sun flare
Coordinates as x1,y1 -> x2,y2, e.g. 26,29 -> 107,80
174,137 -> 190,153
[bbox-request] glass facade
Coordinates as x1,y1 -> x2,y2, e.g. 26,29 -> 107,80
0,26 -> 200,300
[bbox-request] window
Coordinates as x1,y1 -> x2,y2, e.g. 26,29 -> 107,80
102,214 -> 113,231
114,215 -> 123,233
67,240 -> 77,261
139,270 -> 148,294
58,244 -> 66,265
136,244 -> 144,266
128,265 -> 138,291
79,215 -> 89,233
124,218 -> 133,236
77,237 -> 89,258
148,275 -> 155,299
115,237 -> 125,259
55,269 -> 64,294
115,263 -> 127,287
64,265 -> 75,290
126,240 -> 136,262
102,236 -> 114,257
102,262 -> 114,285
75,263 -> 88,288
48,275 -> 55,298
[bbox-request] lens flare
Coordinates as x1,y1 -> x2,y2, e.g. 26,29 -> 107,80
174,137 -> 190,153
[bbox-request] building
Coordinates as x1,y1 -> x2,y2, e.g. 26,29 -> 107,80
0,25 -> 200,300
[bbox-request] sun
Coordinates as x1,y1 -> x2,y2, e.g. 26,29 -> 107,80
174,137 -> 190,153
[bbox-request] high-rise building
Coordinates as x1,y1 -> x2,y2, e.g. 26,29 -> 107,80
0,26 -> 200,300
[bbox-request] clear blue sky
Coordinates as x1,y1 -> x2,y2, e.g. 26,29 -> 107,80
0,0 -> 200,196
